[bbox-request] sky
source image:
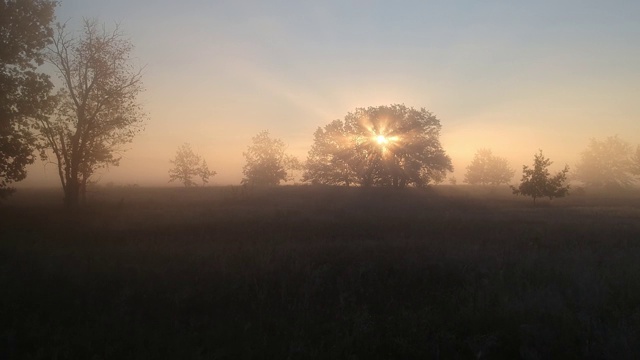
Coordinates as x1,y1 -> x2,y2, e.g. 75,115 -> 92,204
19,0 -> 640,187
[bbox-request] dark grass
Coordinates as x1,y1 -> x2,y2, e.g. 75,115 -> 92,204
2,185 -> 640,359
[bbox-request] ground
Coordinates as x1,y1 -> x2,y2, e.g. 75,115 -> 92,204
1,185 -> 640,359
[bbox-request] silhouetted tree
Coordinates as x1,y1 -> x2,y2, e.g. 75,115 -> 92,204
242,130 -> 299,186
36,19 -> 145,207
303,120 -> 358,186
632,145 -> 640,179
284,156 -> 303,183
304,104 -> 452,187
169,143 -> 215,187
512,150 -> 569,204
0,0 -> 57,198
574,135 -> 635,189
464,149 -> 514,186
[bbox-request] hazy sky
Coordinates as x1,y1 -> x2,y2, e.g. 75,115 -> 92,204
21,0 -> 640,187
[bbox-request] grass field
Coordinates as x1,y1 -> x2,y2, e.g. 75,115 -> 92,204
2,185 -> 640,359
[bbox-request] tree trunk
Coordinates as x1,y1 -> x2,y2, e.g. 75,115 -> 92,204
80,178 -> 87,206
64,176 -> 81,209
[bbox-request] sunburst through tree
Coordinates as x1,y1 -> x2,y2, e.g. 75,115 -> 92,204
304,104 -> 452,187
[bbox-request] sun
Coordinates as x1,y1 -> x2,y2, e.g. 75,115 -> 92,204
376,135 -> 389,145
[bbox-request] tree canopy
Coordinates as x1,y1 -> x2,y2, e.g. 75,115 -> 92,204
464,149 -> 514,186
574,135 -> 636,189
632,145 -> 640,179
303,104 -> 452,187
512,150 -> 570,203
242,130 -> 299,186
36,19 -> 145,207
0,0 -> 57,197
169,143 -> 215,187
303,119 -> 358,186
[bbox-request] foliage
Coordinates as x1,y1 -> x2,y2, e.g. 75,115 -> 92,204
168,143 -> 215,187
632,145 -> 640,178
36,19 -> 145,207
464,148 -> 514,186
574,135 -> 636,189
0,0 -> 57,197
303,104 -> 453,187
302,119 -> 358,186
283,155 -> 303,183
242,130 -> 299,186
512,150 -> 570,203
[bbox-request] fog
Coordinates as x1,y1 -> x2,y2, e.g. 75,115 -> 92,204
16,0 -> 640,188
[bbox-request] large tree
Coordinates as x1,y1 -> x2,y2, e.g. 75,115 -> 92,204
574,135 -> 636,189
304,104 -> 452,187
36,19 -> 145,207
242,130 -> 299,186
302,119 -> 358,186
168,143 -> 215,187
464,148 -> 514,186
512,150 -> 570,204
0,0 -> 57,197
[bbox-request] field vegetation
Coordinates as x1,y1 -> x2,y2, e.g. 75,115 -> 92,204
2,185 -> 640,358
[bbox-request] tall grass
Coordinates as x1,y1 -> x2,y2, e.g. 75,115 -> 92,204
2,186 -> 640,358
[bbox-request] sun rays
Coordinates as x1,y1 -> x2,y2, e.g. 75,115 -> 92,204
376,135 -> 389,145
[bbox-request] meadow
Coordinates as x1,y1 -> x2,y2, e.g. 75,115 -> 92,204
2,185 -> 640,359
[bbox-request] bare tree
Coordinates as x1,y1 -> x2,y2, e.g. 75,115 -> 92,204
36,19 -> 145,207
169,143 -> 215,187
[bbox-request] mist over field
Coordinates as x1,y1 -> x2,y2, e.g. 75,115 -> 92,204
4,1 -> 640,358
3,185 -> 640,358
14,0 -> 640,188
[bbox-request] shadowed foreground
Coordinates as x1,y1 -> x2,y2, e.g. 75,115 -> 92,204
2,186 -> 640,359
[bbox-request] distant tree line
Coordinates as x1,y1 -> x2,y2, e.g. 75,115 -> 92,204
3,1 -> 640,207
195,105 -> 454,188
